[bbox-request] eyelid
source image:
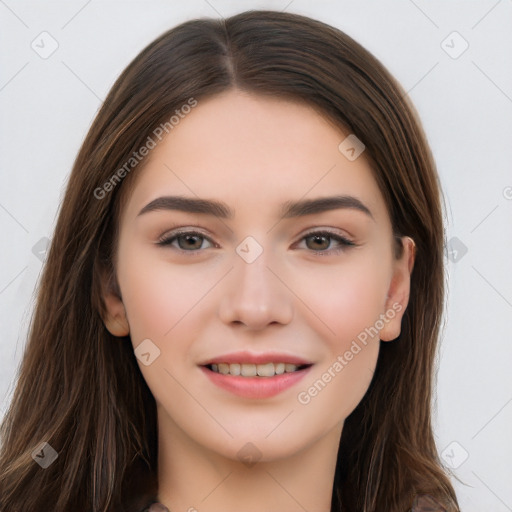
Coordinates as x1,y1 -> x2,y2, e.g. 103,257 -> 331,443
293,228 -> 357,254
156,226 -> 358,254
297,226 -> 355,243
156,228 -> 217,251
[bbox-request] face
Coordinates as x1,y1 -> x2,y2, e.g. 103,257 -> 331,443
102,89 -> 413,463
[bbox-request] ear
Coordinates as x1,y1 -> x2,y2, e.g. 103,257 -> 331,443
100,270 -> 130,337
379,236 -> 416,342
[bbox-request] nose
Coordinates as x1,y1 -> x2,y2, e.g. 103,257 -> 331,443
217,244 -> 294,331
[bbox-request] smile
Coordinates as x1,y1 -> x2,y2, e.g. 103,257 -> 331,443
200,363 -> 313,399
206,362 -> 310,377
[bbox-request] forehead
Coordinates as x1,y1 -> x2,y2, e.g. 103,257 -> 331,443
121,90 -> 388,225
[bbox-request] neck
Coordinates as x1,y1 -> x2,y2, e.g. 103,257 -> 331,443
155,407 -> 342,512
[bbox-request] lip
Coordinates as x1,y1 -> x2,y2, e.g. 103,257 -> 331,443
200,364 -> 313,399
199,350 -> 313,366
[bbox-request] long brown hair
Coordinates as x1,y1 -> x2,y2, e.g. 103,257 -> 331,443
0,10 -> 459,512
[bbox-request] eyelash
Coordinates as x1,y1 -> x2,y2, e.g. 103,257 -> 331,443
156,228 -> 357,256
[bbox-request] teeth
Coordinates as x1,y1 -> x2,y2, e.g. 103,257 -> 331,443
241,364 -> 257,377
218,363 -> 230,375
209,362 -> 303,377
257,363 -> 274,377
229,363 -> 241,376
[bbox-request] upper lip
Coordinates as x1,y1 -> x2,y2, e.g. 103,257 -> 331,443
199,351 -> 314,366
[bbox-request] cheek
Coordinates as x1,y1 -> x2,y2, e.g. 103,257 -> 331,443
293,251 -> 391,346
290,253 -> 389,411
296,340 -> 379,427
117,246 -> 212,346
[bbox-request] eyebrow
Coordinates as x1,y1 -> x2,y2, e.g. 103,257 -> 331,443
137,194 -> 374,220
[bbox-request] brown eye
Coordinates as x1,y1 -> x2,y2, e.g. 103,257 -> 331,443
305,234 -> 331,251
157,231 -> 214,252
176,234 -> 205,250
299,230 -> 356,254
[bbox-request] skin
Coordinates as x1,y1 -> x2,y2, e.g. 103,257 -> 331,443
101,89 -> 415,512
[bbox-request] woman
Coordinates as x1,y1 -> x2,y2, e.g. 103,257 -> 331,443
0,9 -> 460,512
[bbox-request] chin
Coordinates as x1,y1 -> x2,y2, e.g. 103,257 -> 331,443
206,430 -> 312,464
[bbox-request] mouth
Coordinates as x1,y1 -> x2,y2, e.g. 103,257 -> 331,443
203,362 -> 313,377
199,356 -> 314,399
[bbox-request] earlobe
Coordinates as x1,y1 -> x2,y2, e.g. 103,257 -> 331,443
101,273 -> 130,338
380,236 -> 415,342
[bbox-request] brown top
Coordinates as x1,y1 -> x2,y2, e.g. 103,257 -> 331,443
142,494 -> 447,511
142,503 -> 170,512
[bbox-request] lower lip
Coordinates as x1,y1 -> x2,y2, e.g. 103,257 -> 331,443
200,365 -> 312,399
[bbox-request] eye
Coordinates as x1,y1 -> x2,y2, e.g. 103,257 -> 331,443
156,228 -> 356,256
157,230 -> 215,253
297,230 -> 356,255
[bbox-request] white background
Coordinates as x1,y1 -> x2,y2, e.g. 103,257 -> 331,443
1,1 -> 511,510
